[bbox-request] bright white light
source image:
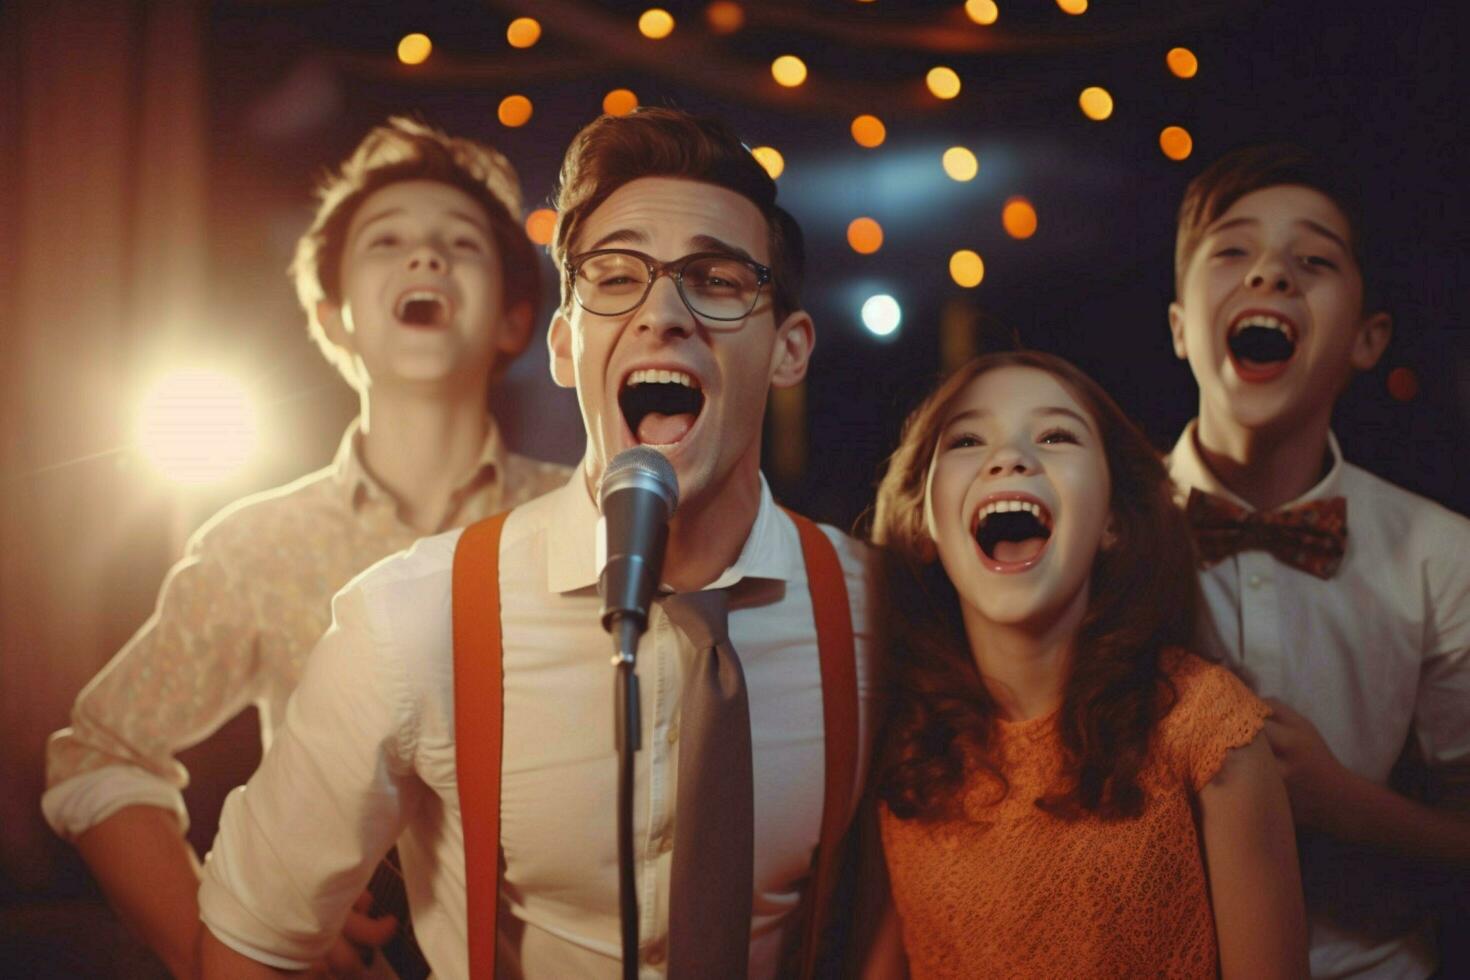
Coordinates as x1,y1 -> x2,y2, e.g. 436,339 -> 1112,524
861,294 -> 902,337
136,369 -> 259,486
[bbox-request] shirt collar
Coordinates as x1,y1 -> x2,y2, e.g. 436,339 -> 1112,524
330,417 -> 509,512
544,471 -> 805,595
1167,418 -> 1344,512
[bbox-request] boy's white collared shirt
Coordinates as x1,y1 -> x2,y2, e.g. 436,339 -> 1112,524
1169,419 -> 1470,979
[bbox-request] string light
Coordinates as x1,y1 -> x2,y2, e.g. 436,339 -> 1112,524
705,1 -> 745,33
1159,125 -> 1193,161
847,217 -> 884,254
1387,367 -> 1419,402
942,147 -> 978,181
771,55 -> 808,87
861,294 -> 902,337
850,114 -> 886,148
603,88 -> 639,116
506,17 -> 541,48
1167,47 -> 1199,78
498,95 -> 533,128
1002,197 -> 1037,239
397,33 -> 432,65
965,0 -> 999,26
639,8 -> 676,39
1078,86 -> 1114,121
525,209 -> 557,246
950,250 -> 985,288
926,66 -> 962,100
1056,0 -> 1087,13
751,146 -> 784,179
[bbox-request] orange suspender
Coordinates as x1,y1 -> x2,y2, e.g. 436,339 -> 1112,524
452,512 -> 510,979
451,509 -> 858,980
784,509 -> 859,980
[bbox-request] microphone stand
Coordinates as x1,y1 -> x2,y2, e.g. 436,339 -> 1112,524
610,613 -> 643,980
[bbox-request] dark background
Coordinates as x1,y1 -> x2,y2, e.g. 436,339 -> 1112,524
2,0 -> 1465,975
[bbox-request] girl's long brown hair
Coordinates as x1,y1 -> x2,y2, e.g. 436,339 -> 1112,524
872,351 -> 1202,822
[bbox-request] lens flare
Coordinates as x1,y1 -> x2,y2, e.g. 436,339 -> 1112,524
136,369 -> 259,486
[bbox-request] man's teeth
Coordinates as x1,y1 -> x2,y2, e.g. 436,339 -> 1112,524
627,368 -> 698,389
978,499 -> 1047,522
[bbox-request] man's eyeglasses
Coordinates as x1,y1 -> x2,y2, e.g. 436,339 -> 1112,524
565,249 -> 772,322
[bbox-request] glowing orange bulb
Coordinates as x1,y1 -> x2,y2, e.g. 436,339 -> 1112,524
1078,86 -> 1114,121
942,147 -> 978,182
1159,125 -> 1193,161
950,250 -> 985,288
525,209 -> 557,246
847,217 -> 884,254
1002,197 -> 1037,239
506,17 -> 541,48
397,33 -> 432,66
751,146 -> 784,179
965,0 -> 999,25
498,95 -> 533,128
1167,47 -> 1199,79
771,55 -> 808,87
639,8 -> 675,39
603,88 -> 638,116
705,1 -> 745,33
1387,367 -> 1419,402
1056,0 -> 1087,13
926,66 -> 962,100
850,114 -> 886,148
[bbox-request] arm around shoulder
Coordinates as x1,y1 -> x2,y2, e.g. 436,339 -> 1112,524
1198,733 -> 1309,980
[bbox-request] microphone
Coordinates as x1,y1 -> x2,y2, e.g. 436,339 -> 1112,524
597,447 -> 680,633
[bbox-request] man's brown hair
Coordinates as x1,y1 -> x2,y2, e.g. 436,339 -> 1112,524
1174,143 -> 1375,308
289,117 -> 540,382
550,107 -> 805,322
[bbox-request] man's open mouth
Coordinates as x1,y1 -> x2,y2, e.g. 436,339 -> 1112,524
394,290 -> 450,328
1226,311 -> 1298,378
619,368 -> 706,446
973,496 -> 1053,567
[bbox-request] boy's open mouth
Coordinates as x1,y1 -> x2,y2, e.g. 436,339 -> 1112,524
973,496 -> 1053,568
1226,311 -> 1298,380
619,369 -> 706,446
395,290 -> 450,328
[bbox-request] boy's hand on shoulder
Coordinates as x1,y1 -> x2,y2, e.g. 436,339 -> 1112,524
1262,698 -> 1353,831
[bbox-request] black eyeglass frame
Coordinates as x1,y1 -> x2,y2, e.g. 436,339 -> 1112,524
564,248 -> 773,321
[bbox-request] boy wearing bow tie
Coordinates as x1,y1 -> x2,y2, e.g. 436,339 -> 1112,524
1166,143 -> 1470,979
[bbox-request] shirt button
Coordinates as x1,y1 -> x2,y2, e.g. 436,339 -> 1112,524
1248,574 -> 1262,589
665,726 -> 679,745
645,942 -> 666,965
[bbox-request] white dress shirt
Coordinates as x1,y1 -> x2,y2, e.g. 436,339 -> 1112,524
198,473 -> 878,980
1169,421 -> 1470,980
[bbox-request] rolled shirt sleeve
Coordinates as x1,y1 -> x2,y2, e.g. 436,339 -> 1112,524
43,527 -> 263,839
198,582 -> 421,967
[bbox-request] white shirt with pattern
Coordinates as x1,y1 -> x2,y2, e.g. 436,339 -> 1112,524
44,419 -> 570,839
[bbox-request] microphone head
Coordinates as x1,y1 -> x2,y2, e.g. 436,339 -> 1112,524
599,447 -> 679,515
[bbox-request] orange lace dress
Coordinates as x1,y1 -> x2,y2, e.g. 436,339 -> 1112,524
880,652 -> 1268,979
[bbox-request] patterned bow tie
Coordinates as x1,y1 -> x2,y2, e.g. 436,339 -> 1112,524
1185,488 -> 1348,579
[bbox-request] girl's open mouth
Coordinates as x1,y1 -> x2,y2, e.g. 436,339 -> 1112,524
973,495 -> 1053,573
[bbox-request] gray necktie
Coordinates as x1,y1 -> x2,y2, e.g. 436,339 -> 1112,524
660,589 -> 753,979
